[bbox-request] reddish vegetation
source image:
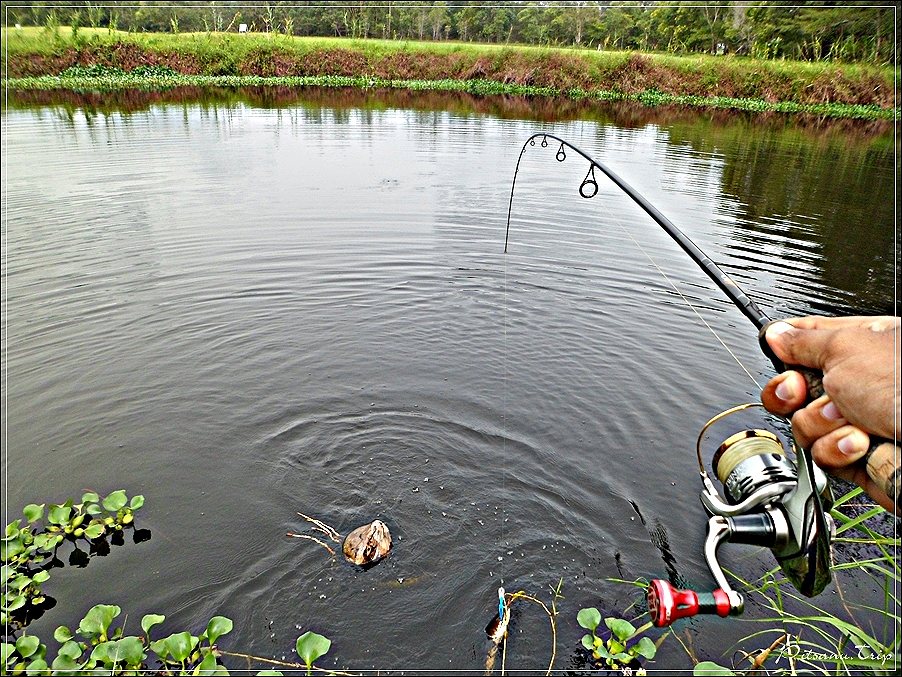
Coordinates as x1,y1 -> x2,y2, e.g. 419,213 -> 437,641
5,43 -> 894,108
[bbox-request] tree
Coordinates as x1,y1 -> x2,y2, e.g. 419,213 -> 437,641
599,2 -> 640,50
428,1 -> 449,40
515,2 -> 550,44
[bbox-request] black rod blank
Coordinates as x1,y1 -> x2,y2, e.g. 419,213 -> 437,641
504,133 -> 772,331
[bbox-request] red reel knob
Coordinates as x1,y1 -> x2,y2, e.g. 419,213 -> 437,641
648,580 -> 732,627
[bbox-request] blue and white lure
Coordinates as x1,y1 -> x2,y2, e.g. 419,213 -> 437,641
486,586 -> 510,645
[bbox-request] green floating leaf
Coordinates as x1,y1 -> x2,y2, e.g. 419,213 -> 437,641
83,524 -> 105,540
53,626 -> 73,643
205,616 -> 233,645
51,654 -> 81,673
32,571 -> 50,584
295,631 -> 331,668
694,661 -> 736,675
635,636 -> 656,659
148,638 -> 168,657
159,631 -> 196,663
78,604 -> 121,638
23,504 -> 44,523
1,537 -> 25,561
25,657 -> 48,675
5,520 -> 21,538
256,671 -> 284,676
6,595 -> 26,612
1,643 -> 14,668
612,651 -> 632,663
581,634 -> 595,651
57,641 -> 83,661
576,607 -> 601,632
15,635 -> 41,659
11,575 -> 31,591
33,533 -> 56,551
141,614 -> 165,638
130,495 -> 145,510
81,492 -> 100,504
110,636 -> 145,665
47,504 -> 72,525
102,490 -> 128,512
193,650 -> 218,675
90,640 -> 112,665
605,617 -> 636,642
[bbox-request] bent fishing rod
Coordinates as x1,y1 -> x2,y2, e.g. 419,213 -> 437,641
504,133 -> 899,625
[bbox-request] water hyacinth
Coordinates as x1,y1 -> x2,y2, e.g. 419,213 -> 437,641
1,70 -> 894,120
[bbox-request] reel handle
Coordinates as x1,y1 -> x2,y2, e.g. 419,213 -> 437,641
759,323 -> 900,510
647,579 -> 735,627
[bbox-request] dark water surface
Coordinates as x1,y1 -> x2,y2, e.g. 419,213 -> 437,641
2,89 -> 896,672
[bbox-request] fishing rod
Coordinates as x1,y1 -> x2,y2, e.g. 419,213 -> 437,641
505,133 -> 770,330
504,133 -> 900,626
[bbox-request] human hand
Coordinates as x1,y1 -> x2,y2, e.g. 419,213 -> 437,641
760,316 -> 899,511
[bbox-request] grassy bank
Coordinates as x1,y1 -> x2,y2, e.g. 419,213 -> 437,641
2,27 -> 898,119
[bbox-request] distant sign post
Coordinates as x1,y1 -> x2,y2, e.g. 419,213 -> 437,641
238,24 -> 248,33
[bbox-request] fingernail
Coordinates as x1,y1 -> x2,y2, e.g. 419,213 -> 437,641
838,432 -> 868,456
766,321 -> 795,342
775,379 -> 796,401
821,401 -> 843,421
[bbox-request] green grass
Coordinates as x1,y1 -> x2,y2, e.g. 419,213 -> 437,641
3,26 -> 894,77
2,26 -> 898,119
718,486 -> 900,675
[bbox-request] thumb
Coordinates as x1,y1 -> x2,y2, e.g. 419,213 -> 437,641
765,321 -> 831,370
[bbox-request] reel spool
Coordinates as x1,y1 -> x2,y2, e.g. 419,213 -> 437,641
713,430 -> 797,505
648,404 -> 834,627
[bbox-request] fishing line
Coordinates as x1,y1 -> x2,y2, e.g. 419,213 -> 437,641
501,221 -> 507,585
594,195 -> 763,391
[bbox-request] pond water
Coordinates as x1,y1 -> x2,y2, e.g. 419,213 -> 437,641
3,89 -> 896,672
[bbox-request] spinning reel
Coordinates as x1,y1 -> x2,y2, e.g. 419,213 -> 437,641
648,404 -> 835,627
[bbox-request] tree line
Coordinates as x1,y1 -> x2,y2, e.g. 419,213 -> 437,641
3,2 -> 895,64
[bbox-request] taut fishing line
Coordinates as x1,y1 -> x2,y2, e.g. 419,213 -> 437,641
592,180 -> 763,391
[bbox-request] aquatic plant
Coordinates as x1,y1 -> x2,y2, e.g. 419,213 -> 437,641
1,605 -> 335,675
295,631 -> 331,675
577,607 -> 657,671
3,70 -> 895,120
1,602 -> 321,675
2,493 -> 335,676
2,490 -> 144,628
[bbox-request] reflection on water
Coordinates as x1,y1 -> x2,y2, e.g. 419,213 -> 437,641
9,86 -> 894,316
2,88 -> 895,671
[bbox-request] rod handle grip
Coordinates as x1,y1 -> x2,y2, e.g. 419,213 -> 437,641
759,322 -> 900,509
